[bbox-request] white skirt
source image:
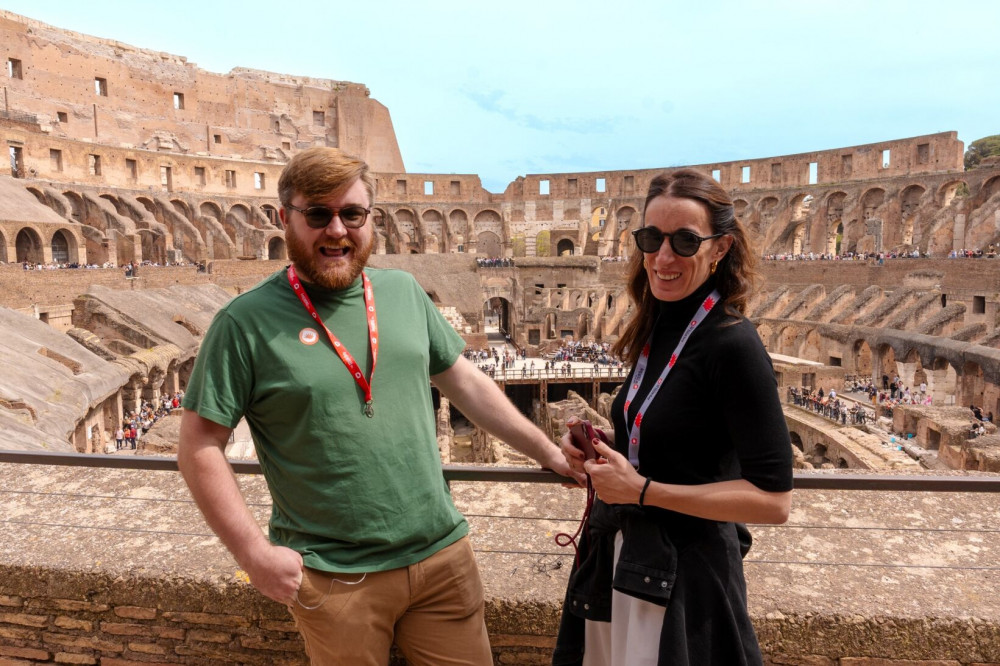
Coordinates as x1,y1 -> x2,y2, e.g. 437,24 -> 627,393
583,531 -> 666,666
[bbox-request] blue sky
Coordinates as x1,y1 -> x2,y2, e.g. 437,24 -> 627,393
4,0 -> 998,193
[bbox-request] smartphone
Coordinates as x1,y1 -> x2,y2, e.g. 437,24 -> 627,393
569,419 -> 600,460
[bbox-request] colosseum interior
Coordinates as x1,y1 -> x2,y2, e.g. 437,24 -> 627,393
2,8 -> 1000,665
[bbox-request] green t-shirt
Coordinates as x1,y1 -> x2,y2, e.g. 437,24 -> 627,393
183,267 -> 468,573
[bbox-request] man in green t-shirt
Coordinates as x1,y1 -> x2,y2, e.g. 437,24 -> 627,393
179,147 -> 572,665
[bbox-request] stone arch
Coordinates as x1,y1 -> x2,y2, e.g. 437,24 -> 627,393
876,343 -> 898,386
484,295 -> 515,338
62,191 -> 85,222
474,209 -> 503,239
260,204 -> 280,228
229,204 -> 250,225
267,235 -> 286,261
26,187 -> 46,205
937,180 -> 968,208
449,209 -> 469,251
789,193 -> 812,222
15,227 -> 44,263
823,192 -> 848,254
789,431 -> 804,452
791,223 -> 806,255
371,207 -> 391,254
393,208 -> 417,251
852,339 -> 873,378
171,198 -> 192,220
981,175 -> 1000,202
421,208 -> 445,253
860,188 -> 885,221
199,201 -> 223,222
50,228 -> 80,265
758,197 -> 779,233
930,357 -> 957,406
136,196 -> 157,218
799,329 -> 822,362
138,229 -> 166,265
613,205 -> 639,257
733,199 -> 748,223
557,238 -> 575,256
0,227 -> 7,263
775,324 -> 798,356
98,193 -> 128,218
478,231 -> 502,258
960,361 -> 986,412
900,184 -> 925,246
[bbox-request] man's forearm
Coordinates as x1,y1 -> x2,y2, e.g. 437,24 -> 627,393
179,443 -> 270,566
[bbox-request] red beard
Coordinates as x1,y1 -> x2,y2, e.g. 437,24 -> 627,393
285,223 -> 374,290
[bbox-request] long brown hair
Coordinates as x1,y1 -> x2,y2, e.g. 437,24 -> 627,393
612,168 -> 757,366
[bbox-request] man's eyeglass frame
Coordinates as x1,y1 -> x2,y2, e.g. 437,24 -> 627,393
286,203 -> 371,229
632,227 -> 725,257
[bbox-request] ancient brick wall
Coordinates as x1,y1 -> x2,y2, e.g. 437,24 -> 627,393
0,9 -> 403,177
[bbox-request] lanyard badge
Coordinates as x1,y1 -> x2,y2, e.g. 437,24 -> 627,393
286,266 -> 379,418
623,290 -> 720,465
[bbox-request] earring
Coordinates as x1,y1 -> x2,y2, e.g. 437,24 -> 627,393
710,261 -> 718,275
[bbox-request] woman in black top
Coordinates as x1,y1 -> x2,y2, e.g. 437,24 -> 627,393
554,169 -> 793,666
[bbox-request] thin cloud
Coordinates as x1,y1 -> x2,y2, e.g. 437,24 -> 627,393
461,86 -> 621,134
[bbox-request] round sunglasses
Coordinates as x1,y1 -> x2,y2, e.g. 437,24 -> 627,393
286,204 -> 371,229
632,227 -> 724,257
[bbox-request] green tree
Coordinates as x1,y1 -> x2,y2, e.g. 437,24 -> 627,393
964,135 -> 1000,169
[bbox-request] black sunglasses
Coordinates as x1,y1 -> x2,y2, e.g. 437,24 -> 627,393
632,227 -> 724,257
286,204 -> 371,229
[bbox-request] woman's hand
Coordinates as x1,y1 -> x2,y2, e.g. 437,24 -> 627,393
559,417 -> 591,487
584,439 -> 645,505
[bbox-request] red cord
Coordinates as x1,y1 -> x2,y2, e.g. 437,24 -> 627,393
554,475 -> 595,567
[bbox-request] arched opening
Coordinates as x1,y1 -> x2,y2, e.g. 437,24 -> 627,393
15,228 -> 44,263
421,209 -> 445,253
789,431 -> 804,452
557,238 -> 575,256
477,231 -> 502,258
51,229 -> 70,264
267,236 -> 286,260
853,339 -> 873,378
449,209 -> 469,252
483,296 -> 513,339
261,204 -> 280,228
62,191 -> 85,223
200,201 -> 223,222
474,210 -> 503,255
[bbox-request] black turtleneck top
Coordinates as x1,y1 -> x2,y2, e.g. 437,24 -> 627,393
610,278 -> 793,493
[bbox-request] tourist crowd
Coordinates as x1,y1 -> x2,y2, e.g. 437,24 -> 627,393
114,391 -> 184,450
788,386 -> 871,425
476,257 -> 515,268
763,245 -> 997,262
548,340 -> 621,367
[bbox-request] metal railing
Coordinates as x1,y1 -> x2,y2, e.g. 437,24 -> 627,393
1,449 -> 998,492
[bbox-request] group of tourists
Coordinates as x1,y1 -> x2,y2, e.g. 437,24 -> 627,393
764,246 -> 997,262
548,339 -> 620,366
475,256 -> 514,267
114,391 -> 184,450
788,386 -> 871,425
20,260 -> 114,270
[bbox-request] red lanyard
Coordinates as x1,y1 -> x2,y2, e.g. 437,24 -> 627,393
286,265 -> 379,418
623,290 -> 719,465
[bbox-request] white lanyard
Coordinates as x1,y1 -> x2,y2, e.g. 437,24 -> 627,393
623,290 -> 720,465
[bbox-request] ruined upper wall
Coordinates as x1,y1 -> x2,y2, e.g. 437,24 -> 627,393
507,132 -> 965,202
0,10 -> 404,174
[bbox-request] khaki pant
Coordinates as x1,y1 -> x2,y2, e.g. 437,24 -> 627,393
289,536 -> 492,665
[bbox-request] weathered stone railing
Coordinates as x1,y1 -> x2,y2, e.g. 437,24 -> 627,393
1,452 -> 1000,665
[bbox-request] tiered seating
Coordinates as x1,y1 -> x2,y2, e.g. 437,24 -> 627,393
438,305 -> 472,334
